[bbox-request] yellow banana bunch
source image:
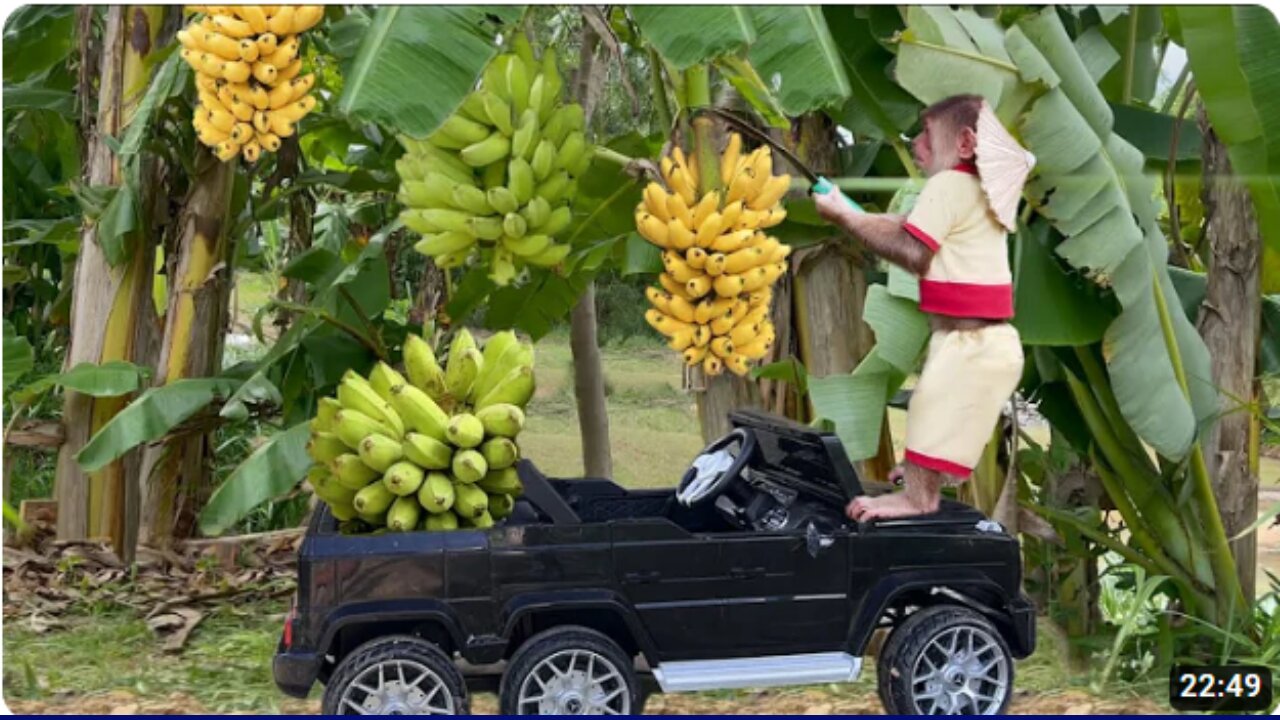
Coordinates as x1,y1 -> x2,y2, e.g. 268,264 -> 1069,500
179,5 -> 323,162
637,132 -> 791,377
397,34 -> 590,286
306,328 -> 535,534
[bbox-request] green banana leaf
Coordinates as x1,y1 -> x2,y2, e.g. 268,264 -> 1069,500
77,378 -> 241,473
11,360 -> 152,406
741,6 -> 850,115
1095,5 -> 1163,105
1072,27 -> 1120,84
1012,220 -> 1113,346
2,6 -> 75,84
822,6 -> 921,140
630,6 -> 756,70
336,6 -> 525,138
198,422 -> 312,536
2,321 -> 33,393
1177,6 -> 1280,255
1014,7 -> 1215,460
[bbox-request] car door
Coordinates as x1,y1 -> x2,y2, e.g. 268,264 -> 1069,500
714,528 -> 851,656
612,520 -> 731,661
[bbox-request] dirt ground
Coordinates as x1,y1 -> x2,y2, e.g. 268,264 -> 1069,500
5,686 -> 1170,716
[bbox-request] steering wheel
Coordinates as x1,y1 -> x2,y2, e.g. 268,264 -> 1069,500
675,428 -> 757,507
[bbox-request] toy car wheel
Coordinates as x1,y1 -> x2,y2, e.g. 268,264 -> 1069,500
322,635 -> 469,715
877,604 -> 1014,715
500,626 -> 641,715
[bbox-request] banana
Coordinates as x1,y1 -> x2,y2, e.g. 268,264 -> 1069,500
402,432 -> 453,470
368,362 -> 409,402
452,449 -> 488,484
531,139 -> 556,181
256,131 -> 281,153
403,334 -> 448,400
241,139 -> 262,162
450,184 -> 492,216
524,241 -> 571,267
489,492 -> 516,520
453,483 -> 489,519
720,133 -> 742,187
339,372 -> 405,436
479,91 -> 513,136
212,14 -> 254,38
307,432 -> 348,464
331,453 -> 379,491
694,212 -> 724,248
290,5 -> 325,33
729,321 -> 762,348
257,32 -> 279,57
481,437 -> 520,471
354,479 -> 396,515
667,220 -> 695,250
418,472 -> 456,513
474,365 -> 535,410
200,29 -> 242,60
388,383 -> 450,441
387,496 -> 421,532
358,434 -> 404,473
710,229 -> 754,254
636,213 -> 670,248
312,396 -> 342,432
643,183 -> 672,222
507,157 -> 536,204
724,246 -> 768,275
725,168 -> 757,206
481,159 -> 506,190
691,191 -> 719,228
526,74 -> 546,125
460,133 -> 511,168
685,276 -> 712,300
230,122 -> 254,145
644,308 -> 692,338
382,461 -> 425,497
760,207 -> 787,228
275,95 -> 316,122
232,5 -> 269,33
694,296 -> 736,324
440,114 -> 491,145
658,272 -> 691,300
252,61 -> 278,86
424,510 -> 460,532
666,193 -> 694,229
685,247 -> 708,270
713,274 -> 748,298
276,58 -> 304,84
479,466 -> 523,495
462,215 -> 500,241
704,354 -> 724,376
267,112 -> 296,138
446,413 -> 485,449
534,171 -> 571,204
749,174 -> 792,211
668,166 -> 697,206
661,250 -> 700,283
404,208 -> 474,235
511,109 -> 541,160
556,131 -> 586,173
539,47 -> 563,116
244,82 -> 269,110
213,140 -> 241,162
682,345 -> 708,367
266,5 -> 296,35
720,200 -> 744,229
724,354 -> 752,377
502,213 -> 528,239
547,103 -> 583,147
645,287 -> 674,316
502,233 -> 550,258
205,103 -> 236,134
486,186 -> 519,215
710,311 -> 740,336
748,287 -> 773,309
521,195 -> 551,230
483,54 -> 512,101
506,53 -> 530,115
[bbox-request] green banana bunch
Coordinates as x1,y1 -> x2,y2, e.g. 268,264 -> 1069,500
302,327 -> 536,535
395,35 -> 590,284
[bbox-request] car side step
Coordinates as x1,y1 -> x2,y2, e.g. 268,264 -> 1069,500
652,652 -> 862,693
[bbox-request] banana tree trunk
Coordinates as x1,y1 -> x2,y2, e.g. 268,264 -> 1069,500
273,137 -> 313,335
1196,106 -> 1262,597
138,157 -> 237,548
54,6 -> 166,553
569,14 -> 613,478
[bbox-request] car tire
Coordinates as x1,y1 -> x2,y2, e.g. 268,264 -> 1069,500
499,626 -> 641,715
877,604 -> 1014,715
322,634 -> 469,715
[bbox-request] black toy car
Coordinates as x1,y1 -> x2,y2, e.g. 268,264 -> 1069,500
273,409 -> 1035,715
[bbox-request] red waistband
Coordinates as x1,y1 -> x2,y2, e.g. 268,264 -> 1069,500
919,279 -> 1014,319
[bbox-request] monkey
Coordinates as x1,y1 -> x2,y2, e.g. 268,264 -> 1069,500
813,94 -> 1025,521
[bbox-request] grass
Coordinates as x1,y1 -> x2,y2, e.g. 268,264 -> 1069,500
5,601 -> 297,714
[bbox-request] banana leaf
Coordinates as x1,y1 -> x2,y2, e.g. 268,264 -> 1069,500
630,6 -> 756,70
198,422 -> 312,536
2,321 -> 33,393
1177,6 -> 1280,255
740,6 -> 850,115
822,6 -> 921,140
336,6 -> 525,138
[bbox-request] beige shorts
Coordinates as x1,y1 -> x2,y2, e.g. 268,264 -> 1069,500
904,323 -> 1024,481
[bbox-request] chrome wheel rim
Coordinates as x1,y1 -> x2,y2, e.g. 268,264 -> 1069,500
338,659 -> 454,715
517,649 -> 630,715
910,625 -> 1009,715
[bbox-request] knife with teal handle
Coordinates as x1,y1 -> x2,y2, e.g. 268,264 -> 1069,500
810,176 -> 865,214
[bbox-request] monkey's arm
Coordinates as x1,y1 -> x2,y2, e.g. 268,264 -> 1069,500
827,207 -> 934,276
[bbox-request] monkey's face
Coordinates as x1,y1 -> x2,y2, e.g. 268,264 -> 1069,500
912,117 -> 976,177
